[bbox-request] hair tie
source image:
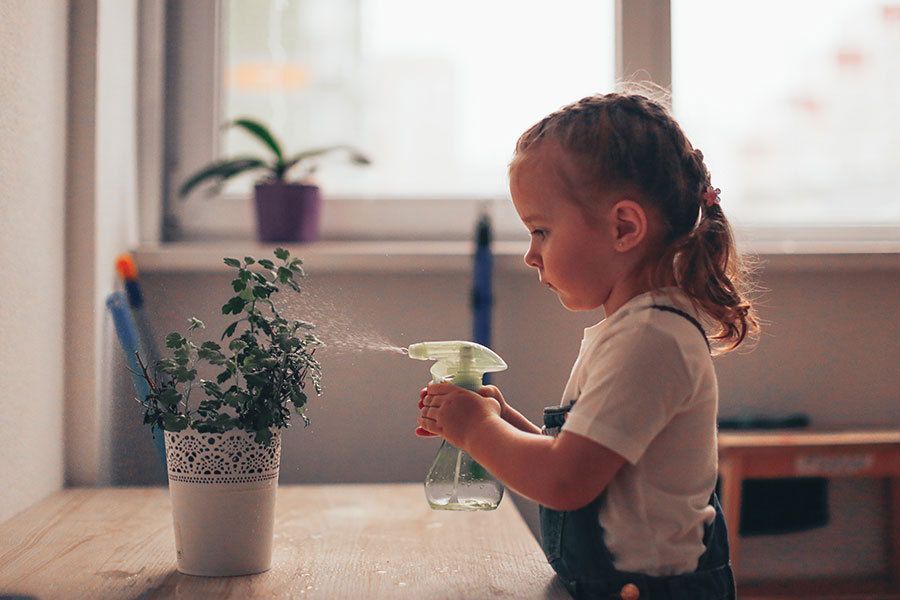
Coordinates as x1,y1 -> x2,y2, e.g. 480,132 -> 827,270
702,186 -> 721,207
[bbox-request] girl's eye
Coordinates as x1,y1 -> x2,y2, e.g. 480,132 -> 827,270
530,229 -> 546,238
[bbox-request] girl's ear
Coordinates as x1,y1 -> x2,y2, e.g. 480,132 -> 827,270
609,200 -> 648,252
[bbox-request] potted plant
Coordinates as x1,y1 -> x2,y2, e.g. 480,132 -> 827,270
136,247 -> 322,576
178,118 -> 370,242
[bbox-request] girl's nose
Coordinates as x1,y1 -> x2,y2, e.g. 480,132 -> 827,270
524,244 -> 542,270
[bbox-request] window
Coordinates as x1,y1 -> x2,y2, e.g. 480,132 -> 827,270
672,0 -> 900,229
224,0 -> 615,199
162,0 -> 899,244
166,0 -> 615,240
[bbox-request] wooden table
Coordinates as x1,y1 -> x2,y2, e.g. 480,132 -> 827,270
718,429 -> 900,597
0,483 -> 568,599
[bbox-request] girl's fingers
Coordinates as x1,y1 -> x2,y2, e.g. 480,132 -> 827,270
479,385 -> 500,400
421,395 -> 442,408
416,388 -> 443,437
417,415 -> 439,433
426,382 -> 455,395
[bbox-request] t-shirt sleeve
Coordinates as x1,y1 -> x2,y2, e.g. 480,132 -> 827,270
561,324 -> 692,465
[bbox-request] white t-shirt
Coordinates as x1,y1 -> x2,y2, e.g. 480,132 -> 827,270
559,287 -> 718,576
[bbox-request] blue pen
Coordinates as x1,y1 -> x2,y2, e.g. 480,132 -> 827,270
106,291 -> 167,469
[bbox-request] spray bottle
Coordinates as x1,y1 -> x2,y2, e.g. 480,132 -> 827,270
407,341 -> 507,510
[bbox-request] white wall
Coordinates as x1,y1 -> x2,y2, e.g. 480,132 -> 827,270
126,258 -> 899,581
65,0 -> 140,486
0,0 -> 69,523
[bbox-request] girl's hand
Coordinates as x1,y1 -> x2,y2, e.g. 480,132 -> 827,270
417,382 -> 502,449
478,385 -> 509,421
415,385 -> 504,436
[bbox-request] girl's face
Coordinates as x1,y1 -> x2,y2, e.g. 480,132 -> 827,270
509,144 -> 626,312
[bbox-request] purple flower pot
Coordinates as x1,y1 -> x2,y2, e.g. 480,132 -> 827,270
254,182 -> 321,242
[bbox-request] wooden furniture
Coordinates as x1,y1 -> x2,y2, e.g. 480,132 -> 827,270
718,429 -> 900,598
0,483 -> 568,599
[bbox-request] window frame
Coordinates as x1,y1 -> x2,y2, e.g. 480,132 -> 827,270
143,0 -> 900,249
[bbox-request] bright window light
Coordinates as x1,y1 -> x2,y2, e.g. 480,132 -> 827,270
672,1 -> 900,227
223,0 -> 615,199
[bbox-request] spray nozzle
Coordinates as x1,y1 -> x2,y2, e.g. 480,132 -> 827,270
407,341 -> 507,391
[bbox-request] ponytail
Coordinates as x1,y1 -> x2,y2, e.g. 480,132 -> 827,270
669,200 -> 759,354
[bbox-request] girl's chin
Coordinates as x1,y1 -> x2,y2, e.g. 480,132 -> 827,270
557,294 -> 592,312
556,291 -> 603,312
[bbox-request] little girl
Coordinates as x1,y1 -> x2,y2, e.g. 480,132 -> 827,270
416,92 -> 758,599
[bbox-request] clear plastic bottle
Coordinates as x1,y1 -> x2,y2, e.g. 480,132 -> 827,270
424,439 -> 504,510
407,341 -> 508,511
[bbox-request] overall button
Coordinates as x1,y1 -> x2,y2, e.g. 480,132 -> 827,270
619,583 -> 640,600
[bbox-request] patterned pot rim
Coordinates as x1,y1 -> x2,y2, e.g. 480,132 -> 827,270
164,429 -> 281,485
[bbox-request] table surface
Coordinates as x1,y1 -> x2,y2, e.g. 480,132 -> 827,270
0,484 -> 568,599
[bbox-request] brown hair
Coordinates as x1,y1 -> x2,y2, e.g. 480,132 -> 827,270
512,90 -> 759,353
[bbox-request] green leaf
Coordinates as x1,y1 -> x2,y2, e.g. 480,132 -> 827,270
197,344 -> 224,362
244,256 -> 255,265
224,390 -> 245,408
174,367 -> 197,383
216,370 -> 232,384
222,297 -> 247,315
232,279 -> 246,292
165,332 -> 185,349
290,388 -> 307,409
223,257 -> 241,268
162,413 -> 189,431
254,429 -> 273,445
200,380 -> 223,397
173,347 -> 190,365
157,388 -> 181,407
221,321 -> 239,340
274,247 -> 290,261
252,285 -> 272,299
277,266 -> 292,283
257,259 -> 275,270
281,145 -> 370,176
178,157 -> 268,198
256,319 -> 273,336
228,118 -> 284,161
155,358 -> 178,373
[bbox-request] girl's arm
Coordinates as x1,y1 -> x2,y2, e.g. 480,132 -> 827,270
464,417 -> 626,510
478,385 -> 542,435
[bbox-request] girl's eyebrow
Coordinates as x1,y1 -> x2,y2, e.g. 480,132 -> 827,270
521,214 -> 544,224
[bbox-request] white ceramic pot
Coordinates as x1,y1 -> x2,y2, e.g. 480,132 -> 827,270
164,428 -> 281,576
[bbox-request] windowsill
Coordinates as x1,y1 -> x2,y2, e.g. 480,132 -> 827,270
134,240 -> 900,274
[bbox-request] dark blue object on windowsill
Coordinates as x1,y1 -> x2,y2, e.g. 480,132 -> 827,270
471,214 -> 494,384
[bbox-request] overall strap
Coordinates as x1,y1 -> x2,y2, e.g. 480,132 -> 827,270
650,304 -> 711,352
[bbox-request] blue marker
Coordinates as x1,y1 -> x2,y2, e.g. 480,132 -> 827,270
106,291 -> 167,469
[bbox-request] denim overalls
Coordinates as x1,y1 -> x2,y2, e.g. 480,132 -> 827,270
539,305 -> 737,600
